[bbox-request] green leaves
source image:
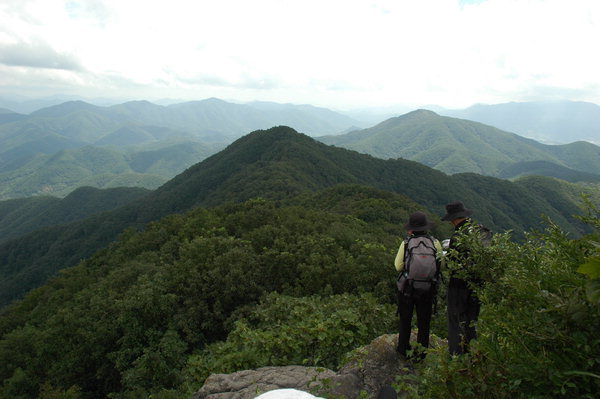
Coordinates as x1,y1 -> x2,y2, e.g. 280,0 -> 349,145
577,250 -> 600,304
183,293 -> 395,384
578,257 -> 600,279
0,194 -> 401,399
402,206 -> 600,399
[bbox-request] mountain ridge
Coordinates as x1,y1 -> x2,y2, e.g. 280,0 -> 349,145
0,140 -> 220,199
0,99 -> 366,198
0,126 -> 593,306
2,99 -> 598,201
440,100 -> 600,144
318,110 -> 600,178
0,186 -> 150,243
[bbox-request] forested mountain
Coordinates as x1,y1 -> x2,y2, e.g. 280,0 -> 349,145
0,140 -> 222,199
0,98 -> 362,150
0,179 -> 597,399
0,186 -> 150,244
0,186 -> 421,398
317,110 -> 600,178
0,126 -> 594,306
0,98 -> 363,199
0,108 -> 26,124
440,100 -> 600,144
498,160 -> 600,182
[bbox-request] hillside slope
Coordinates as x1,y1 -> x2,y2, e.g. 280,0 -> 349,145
0,98 -> 362,155
441,100 -> 600,144
0,186 -> 150,244
0,141 -> 221,199
0,99 -> 363,198
318,110 -> 600,177
0,179 -> 596,399
0,126 -> 592,306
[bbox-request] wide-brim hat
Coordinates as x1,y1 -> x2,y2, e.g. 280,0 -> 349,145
404,211 -> 435,231
442,201 -> 473,221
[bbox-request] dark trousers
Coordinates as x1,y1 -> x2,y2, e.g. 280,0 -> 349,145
397,292 -> 433,357
447,278 -> 481,355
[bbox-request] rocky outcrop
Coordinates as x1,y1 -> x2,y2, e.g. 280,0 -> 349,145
193,334 -> 411,399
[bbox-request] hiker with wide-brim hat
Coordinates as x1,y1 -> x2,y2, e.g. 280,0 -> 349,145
442,201 -> 489,356
404,210 -> 436,231
394,211 -> 444,360
441,201 -> 473,222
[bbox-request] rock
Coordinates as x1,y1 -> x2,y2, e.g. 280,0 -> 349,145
254,388 -> 323,399
336,334 -> 408,397
193,366 -> 338,399
192,334 -> 411,399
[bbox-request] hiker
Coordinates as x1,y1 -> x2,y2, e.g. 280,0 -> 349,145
442,201 -> 489,355
394,211 -> 444,359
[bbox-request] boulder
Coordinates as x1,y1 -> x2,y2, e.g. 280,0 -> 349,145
193,334 -> 409,399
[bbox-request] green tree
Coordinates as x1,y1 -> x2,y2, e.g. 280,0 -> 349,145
183,293 -> 395,388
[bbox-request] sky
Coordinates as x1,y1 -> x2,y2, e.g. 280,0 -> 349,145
1,0 -> 599,110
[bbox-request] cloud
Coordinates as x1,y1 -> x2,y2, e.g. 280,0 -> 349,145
170,70 -> 281,91
0,39 -> 83,70
518,83 -> 600,103
0,0 -> 599,108
64,0 -> 114,27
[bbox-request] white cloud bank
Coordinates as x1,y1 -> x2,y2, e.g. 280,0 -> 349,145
0,0 -> 599,109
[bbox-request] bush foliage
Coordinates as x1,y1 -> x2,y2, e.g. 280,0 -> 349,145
0,186 -> 598,399
0,187 -> 406,399
395,205 -> 600,399
184,293 -> 395,386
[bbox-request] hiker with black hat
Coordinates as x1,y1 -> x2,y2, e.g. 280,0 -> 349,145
394,211 -> 444,359
442,201 -> 490,355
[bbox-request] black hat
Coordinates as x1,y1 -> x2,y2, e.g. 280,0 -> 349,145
442,201 -> 473,221
404,211 -> 434,231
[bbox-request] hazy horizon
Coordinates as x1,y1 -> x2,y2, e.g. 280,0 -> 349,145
1,0 -> 599,112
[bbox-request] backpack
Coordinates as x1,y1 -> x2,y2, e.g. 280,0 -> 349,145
396,236 -> 440,298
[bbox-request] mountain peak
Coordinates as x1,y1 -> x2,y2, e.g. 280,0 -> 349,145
120,100 -> 159,107
0,107 -> 18,115
369,109 -> 440,130
401,109 -> 440,118
166,97 -> 236,110
218,125 -> 310,157
110,100 -> 164,112
31,100 -> 101,117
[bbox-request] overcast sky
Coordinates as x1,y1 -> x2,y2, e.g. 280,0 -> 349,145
1,0 -> 599,110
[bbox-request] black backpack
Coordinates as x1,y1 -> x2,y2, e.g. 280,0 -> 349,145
396,236 -> 440,298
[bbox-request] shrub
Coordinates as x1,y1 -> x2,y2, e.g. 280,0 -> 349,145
396,214 -> 600,399
183,292 -> 395,387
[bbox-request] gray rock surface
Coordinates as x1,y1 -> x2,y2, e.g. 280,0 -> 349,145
193,334 -> 409,399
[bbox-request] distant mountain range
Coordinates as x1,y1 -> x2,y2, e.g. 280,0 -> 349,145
0,97 -> 363,144
1,98 -> 599,200
0,140 -> 223,199
439,100 -> 600,145
0,99 -> 364,199
0,126 -> 595,306
318,110 -> 600,180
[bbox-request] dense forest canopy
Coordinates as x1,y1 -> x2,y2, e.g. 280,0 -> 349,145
2,127 -> 595,307
0,185 -> 598,399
